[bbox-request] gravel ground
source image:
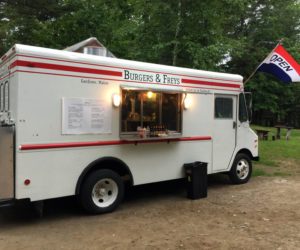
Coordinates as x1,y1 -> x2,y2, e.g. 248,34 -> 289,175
0,174 -> 299,250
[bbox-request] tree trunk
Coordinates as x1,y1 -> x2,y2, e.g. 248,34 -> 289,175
172,0 -> 182,66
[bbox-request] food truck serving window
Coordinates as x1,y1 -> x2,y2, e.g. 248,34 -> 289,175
121,90 -> 182,134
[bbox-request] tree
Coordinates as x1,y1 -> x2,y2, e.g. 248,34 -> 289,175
0,0 -> 69,54
226,0 -> 300,126
0,0 -> 299,126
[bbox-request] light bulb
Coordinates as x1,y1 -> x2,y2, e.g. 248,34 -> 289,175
147,91 -> 153,98
184,94 -> 192,109
112,93 -> 121,107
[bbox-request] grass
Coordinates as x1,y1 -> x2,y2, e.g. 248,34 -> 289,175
250,125 -> 300,177
273,172 -> 291,177
252,168 -> 268,177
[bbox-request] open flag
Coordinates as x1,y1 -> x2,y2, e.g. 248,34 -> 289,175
256,44 -> 300,82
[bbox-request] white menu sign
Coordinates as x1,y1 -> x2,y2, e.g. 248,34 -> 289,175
62,98 -> 111,134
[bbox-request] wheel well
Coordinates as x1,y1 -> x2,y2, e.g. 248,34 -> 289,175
235,149 -> 254,160
75,157 -> 134,195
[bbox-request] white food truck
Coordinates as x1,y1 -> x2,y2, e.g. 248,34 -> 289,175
0,44 -> 258,214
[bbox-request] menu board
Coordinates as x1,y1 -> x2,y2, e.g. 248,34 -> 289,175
62,98 -> 111,134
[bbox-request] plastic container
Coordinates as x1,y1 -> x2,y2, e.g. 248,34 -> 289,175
184,161 -> 207,199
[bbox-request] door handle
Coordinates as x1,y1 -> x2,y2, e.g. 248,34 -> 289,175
233,121 -> 237,129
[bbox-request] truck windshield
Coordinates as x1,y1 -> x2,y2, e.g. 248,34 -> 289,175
239,93 -> 248,122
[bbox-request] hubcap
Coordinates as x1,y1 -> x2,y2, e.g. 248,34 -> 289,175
92,178 -> 118,208
236,159 -> 249,180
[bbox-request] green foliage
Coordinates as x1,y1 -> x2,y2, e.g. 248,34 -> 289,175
0,0 -> 68,52
0,0 -> 300,127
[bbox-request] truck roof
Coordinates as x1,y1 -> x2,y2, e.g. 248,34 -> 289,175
1,44 -> 243,91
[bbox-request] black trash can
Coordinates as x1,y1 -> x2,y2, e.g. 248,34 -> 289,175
184,161 -> 207,199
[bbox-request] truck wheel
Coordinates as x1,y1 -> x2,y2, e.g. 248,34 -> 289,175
229,153 -> 252,184
79,169 -> 124,214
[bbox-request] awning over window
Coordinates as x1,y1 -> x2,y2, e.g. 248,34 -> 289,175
121,82 -> 185,93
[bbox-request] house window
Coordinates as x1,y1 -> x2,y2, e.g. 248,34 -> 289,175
83,46 -> 107,56
215,97 -> 233,119
121,90 -> 182,133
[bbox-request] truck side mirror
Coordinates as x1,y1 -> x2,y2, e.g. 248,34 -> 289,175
244,92 -> 253,123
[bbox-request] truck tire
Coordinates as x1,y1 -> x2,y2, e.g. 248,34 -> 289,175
229,153 -> 252,184
79,169 -> 124,214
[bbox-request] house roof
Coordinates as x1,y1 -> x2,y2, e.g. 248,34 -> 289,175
64,37 -> 116,58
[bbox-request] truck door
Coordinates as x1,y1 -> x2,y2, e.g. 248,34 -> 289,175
212,95 -> 237,172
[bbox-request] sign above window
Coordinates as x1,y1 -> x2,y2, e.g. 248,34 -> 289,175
124,69 -> 181,85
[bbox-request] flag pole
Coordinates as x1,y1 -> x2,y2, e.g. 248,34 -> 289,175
243,70 -> 256,86
243,38 -> 284,86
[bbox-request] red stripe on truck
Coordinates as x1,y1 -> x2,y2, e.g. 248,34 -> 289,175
17,54 -> 242,84
20,136 -> 212,150
8,58 -> 242,90
10,60 -> 122,77
181,78 -> 240,89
